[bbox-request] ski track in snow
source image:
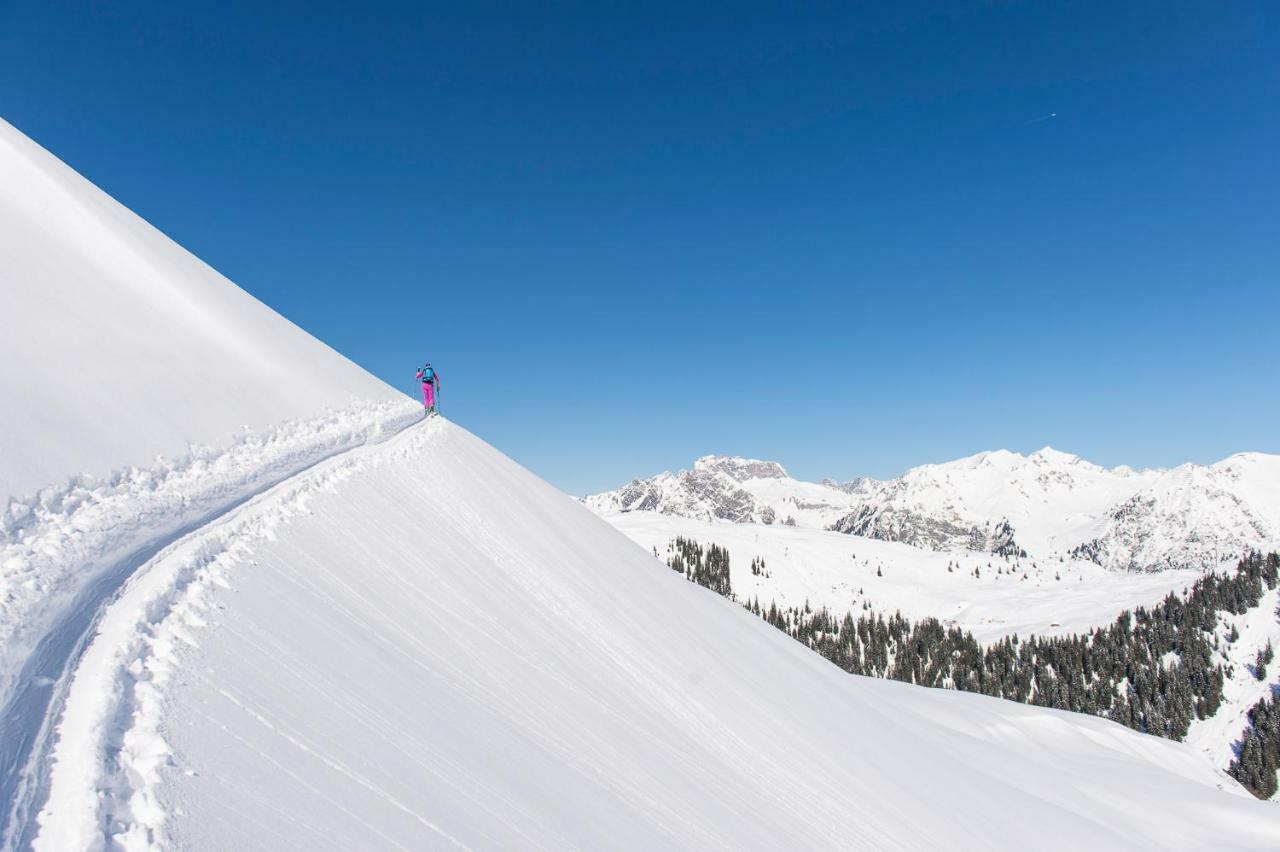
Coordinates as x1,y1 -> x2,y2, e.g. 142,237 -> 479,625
0,400 -> 423,850
15,414 -> 1280,850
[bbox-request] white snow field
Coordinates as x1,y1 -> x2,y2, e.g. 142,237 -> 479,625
2,117 -> 1279,849
0,117 -> 420,846
0,116 -> 404,500
598,511 -> 1208,644
32,419 -> 1280,850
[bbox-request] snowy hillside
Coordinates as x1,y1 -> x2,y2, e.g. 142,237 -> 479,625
0,118 -> 420,846
3,119 -> 1280,848
587,447 -> 1280,572
0,117 -> 405,500
1071,453 -> 1280,571
29,420 -> 1280,849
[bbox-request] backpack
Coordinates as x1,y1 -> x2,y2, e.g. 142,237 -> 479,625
420,366 -> 436,384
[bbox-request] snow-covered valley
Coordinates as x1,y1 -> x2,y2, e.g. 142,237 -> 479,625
3,113 -> 1280,850
598,511 -> 1207,644
590,508 -> 1280,803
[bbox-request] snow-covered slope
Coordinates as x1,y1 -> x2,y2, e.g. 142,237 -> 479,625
830,447 -> 1156,556
0,117 -> 404,501
1073,453 -> 1280,571
837,448 -> 1280,572
1185,580 -> 1280,776
33,419 -> 1280,849
0,119 -> 419,843
588,448 -> 1280,572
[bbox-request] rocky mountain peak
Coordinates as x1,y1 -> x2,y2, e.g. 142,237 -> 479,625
692,455 -> 789,482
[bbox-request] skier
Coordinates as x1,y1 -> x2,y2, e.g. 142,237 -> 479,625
416,362 -> 440,413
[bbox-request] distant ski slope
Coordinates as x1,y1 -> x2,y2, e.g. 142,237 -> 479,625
36,418 -> 1280,849
0,117 -> 404,500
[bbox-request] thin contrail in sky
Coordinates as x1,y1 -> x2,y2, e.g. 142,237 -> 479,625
1026,112 -> 1058,124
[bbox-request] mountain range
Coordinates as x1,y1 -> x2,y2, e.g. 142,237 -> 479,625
586,448 -> 1280,572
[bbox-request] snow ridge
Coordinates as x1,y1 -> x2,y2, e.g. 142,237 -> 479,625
0,400 -> 422,849
1071,458 -> 1280,572
32,415 -> 443,851
0,117 -> 404,499
0,399 -> 421,702
19,416 -> 1280,849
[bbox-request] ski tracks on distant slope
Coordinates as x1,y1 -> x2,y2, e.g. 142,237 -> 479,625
0,401 -> 429,851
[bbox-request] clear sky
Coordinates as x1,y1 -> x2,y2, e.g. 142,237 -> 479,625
2,2 -> 1276,495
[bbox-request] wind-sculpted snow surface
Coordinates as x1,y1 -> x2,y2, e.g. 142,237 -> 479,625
36,419 -> 1280,849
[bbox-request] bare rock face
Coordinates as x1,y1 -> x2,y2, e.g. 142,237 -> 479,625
829,507 -> 1027,558
581,451 -> 866,525
583,457 -> 793,524
692,455 -> 789,482
830,505 -> 975,550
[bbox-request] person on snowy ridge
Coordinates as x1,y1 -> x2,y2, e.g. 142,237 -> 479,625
416,363 -> 440,412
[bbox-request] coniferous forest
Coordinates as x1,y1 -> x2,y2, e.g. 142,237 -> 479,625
662,540 -> 1280,799
1231,694 -> 1280,799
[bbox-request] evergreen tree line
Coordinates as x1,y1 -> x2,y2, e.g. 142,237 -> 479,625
663,538 -> 1280,798
1230,692 -> 1280,799
663,537 -> 732,598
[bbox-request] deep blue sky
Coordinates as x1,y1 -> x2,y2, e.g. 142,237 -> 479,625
2,2 -> 1276,494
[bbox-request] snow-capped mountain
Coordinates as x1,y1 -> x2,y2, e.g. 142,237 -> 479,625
1071,453 -> 1280,571
583,454 -> 860,527
4,119 -> 1280,847
588,447 -> 1280,572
